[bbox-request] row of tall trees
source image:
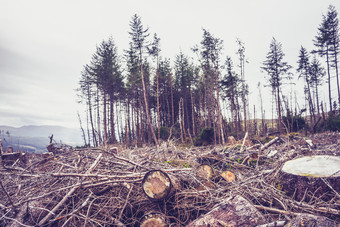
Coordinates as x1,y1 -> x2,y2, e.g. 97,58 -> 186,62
78,5 -> 339,147
261,5 -> 339,133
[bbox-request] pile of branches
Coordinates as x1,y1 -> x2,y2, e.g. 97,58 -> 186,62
0,132 -> 339,226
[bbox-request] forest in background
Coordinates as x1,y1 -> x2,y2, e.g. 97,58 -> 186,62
77,5 -> 340,147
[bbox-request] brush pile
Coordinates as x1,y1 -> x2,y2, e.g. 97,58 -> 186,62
0,132 -> 339,226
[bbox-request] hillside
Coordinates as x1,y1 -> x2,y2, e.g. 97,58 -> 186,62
0,125 -> 83,153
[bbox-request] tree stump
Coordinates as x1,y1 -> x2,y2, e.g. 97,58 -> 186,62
142,170 -> 179,201
186,195 -> 265,226
281,155 -> 340,202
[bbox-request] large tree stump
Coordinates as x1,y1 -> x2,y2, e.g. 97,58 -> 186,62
281,155 -> 340,202
186,195 -> 265,226
142,170 -> 179,201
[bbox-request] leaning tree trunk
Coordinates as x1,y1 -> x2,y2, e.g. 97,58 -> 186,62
140,58 -> 159,146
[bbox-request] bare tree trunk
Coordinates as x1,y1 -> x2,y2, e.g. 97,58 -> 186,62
179,98 -> 184,143
326,48 -> 333,114
77,112 -> 87,146
96,89 -> 102,145
277,87 -> 282,133
170,76 -> 175,126
103,93 -> 108,146
140,60 -> 158,146
87,90 -> 97,147
316,84 -> 320,116
332,41 -> 340,110
191,91 -> 196,137
110,96 -> 116,143
215,73 -> 225,144
156,60 -> 161,142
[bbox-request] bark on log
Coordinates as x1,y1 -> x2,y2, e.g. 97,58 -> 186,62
186,195 -> 265,227
286,213 -> 338,227
281,155 -> 340,202
142,170 -> 179,201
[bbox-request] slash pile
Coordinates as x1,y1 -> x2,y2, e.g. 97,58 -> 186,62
0,132 -> 339,226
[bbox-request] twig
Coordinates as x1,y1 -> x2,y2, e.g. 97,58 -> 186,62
118,184 -> 134,221
256,220 -> 287,227
38,182 -> 79,226
38,153 -> 102,226
51,172 -> 144,179
0,181 -> 14,207
254,205 -> 301,216
260,137 -> 280,150
2,216 -> 34,227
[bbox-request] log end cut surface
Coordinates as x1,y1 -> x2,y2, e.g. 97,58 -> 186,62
282,155 -> 340,177
142,170 -> 171,200
140,213 -> 168,227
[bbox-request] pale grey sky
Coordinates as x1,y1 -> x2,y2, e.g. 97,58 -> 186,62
0,0 -> 339,128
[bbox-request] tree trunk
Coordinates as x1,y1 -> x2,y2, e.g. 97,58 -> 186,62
170,76 -> 174,126
326,48 -> 333,114
103,93 -> 108,146
332,40 -> 340,109
156,60 -> 161,142
179,98 -> 184,143
277,86 -> 282,133
140,58 -> 158,146
87,85 -> 97,147
110,95 -> 116,143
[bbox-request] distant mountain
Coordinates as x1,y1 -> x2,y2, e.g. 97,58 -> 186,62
0,125 -> 83,153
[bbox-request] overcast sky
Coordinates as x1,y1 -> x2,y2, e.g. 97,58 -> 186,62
0,0 -> 339,128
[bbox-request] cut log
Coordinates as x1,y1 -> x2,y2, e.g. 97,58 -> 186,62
140,212 -> 168,227
286,213 -> 338,227
186,195 -> 265,226
221,171 -> 235,182
142,170 -> 175,201
197,165 -> 214,180
281,155 -> 340,202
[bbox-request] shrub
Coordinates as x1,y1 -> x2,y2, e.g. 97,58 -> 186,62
155,126 -> 171,140
325,115 -> 340,131
198,127 -> 214,145
282,115 -> 305,132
